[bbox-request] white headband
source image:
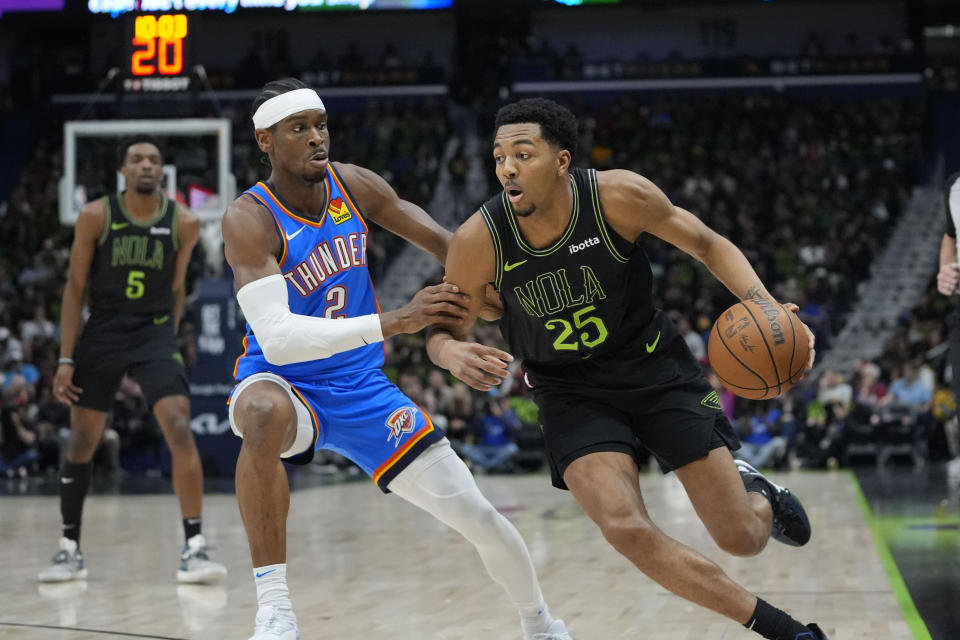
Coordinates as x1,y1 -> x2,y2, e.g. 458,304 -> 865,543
253,88 -> 326,130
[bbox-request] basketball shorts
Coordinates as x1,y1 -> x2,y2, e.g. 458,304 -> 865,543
72,314 -> 188,412
525,310 -> 740,490
229,368 -> 444,492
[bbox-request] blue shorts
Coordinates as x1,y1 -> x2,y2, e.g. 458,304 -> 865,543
230,368 -> 443,492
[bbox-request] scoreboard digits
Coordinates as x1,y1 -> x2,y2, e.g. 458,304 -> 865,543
131,14 -> 188,76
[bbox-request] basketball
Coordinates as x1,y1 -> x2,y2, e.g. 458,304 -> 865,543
707,299 -> 809,400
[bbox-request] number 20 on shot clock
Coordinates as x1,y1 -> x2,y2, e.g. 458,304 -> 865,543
124,13 -> 191,92
132,13 -> 187,75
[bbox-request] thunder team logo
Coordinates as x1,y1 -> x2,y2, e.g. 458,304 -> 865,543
385,407 -> 417,448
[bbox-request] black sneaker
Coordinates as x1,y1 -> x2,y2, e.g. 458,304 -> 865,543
735,460 -> 811,547
802,623 -> 829,639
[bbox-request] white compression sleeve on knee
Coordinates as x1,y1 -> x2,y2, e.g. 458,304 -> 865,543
236,274 -> 383,366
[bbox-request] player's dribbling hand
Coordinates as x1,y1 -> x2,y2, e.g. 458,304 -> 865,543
783,302 -> 816,372
937,262 -> 960,296
53,364 -> 83,405
439,341 -> 514,392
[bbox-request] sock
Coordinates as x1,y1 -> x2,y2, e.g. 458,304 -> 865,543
519,600 -> 553,635
745,598 -> 815,640
183,517 -> 202,543
60,461 -> 92,545
253,564 -> 292,611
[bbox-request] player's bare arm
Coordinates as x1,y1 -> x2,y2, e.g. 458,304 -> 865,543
172,207 -> 200,331
426,212 -> 514,391
597,169 -> 815,369
54,201 -> 105,405
223,196 -> 470,366
937,233 -> 959,296
222,197 -> 285,289
335,162 -> 451,264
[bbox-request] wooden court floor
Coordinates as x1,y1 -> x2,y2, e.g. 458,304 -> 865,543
0,471 -> 911,639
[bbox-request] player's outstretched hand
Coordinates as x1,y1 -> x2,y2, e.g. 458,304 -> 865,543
937,262 -> 960,296
385,283 -> 471,336
439,341 -> 514,392
783,302 -> 816,371
53,364 -> 83,405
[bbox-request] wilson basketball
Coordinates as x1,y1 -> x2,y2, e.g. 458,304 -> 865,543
707,299 -> 809,400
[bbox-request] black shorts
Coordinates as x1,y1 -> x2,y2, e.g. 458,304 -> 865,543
72,314 -> 188,412
526,311 -> 740,490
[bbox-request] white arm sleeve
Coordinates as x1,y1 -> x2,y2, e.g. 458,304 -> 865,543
236,274 -> 384,366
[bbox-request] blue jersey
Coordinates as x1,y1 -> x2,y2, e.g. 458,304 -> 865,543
234,166 -> 384,382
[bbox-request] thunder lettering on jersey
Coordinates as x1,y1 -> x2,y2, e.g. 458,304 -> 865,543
233,165 -> 383,381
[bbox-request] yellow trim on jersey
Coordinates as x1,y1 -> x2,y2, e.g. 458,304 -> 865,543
479,205 -> 505,291
327,165 -> 369,233
372,410 -> 435,486
115,191 -> 168,228
98,196 -> 113,246
247,191 -> 289,266
257,181 -> 328,229
588,169 -> 630,264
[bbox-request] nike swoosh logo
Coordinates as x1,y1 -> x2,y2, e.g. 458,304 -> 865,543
61,477 -> 75,484
503,260 -> 527,272
645,330 -> 661,353
111,222 -> 129,231
255,569 -> 277,578
285,226 -> 306,241
153,315 -> 170,326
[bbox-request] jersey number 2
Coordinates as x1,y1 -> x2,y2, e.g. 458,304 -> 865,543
545,305 -> 608,352
324,285 -> 347,319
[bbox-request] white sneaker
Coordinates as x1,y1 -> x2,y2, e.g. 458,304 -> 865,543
38,538 -> 88,583
177,534 -> 228,584
528,619 -> 573,640
249,605 -> 299,640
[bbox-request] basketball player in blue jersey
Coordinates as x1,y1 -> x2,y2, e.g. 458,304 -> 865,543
428,99 -> 830,640
221,79 -> 572,640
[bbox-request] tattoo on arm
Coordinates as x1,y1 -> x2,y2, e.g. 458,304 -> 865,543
745,286 -> 762,300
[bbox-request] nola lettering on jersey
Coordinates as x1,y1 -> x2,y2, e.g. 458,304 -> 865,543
568,236 -> 600,254
512,265 -> 607,318
283,231 -> 367,297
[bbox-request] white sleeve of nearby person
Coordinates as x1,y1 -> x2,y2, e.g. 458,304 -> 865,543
236,274 -> 383,366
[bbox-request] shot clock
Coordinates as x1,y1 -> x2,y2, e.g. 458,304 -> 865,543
123,13 -> 191,92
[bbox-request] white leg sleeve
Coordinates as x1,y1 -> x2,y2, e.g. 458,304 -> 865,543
387,440 -> 544,609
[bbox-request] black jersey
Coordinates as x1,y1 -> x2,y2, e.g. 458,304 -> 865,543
946,171 -> 960,239
480,167 -> 657,372
88,193 -> 180,317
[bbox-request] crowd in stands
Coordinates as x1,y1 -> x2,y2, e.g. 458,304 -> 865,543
1,85 -> 955,486
0,96 -> 453,483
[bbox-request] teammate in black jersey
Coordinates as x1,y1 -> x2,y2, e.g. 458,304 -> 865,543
428,98 -> 830,640
39,136 -> 226,585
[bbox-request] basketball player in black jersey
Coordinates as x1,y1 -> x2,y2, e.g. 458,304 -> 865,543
428,98 -> 830,640
39,136 -> 226,585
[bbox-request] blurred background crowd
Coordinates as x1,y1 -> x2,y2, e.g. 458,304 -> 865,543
1,0 -> 959,484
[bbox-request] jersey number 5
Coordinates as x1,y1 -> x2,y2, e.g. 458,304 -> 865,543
126,270 -> 145,299
545,305 -> 608,352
